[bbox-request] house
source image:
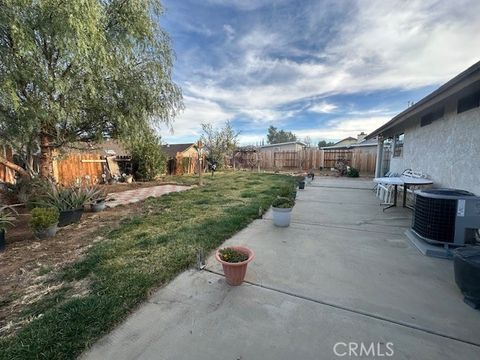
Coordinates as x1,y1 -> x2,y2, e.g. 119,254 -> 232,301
259,141 -> 306,153
367,60 -> 480,195
161,143 -> 198,175
321,133 -> 378,174
321,132 -> 376,150
326,136 -> 358,148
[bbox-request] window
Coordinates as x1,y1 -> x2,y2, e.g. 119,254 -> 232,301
457,91 -> 480,114
420,107 -> 444,127
393,133 -> 404,157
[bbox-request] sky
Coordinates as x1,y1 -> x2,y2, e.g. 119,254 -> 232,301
159,0 -> 480,145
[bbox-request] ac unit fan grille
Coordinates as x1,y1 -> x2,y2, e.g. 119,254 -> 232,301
413,195 -> 456,243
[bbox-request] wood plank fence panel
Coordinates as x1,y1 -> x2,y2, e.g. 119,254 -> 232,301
55,153 -> 105,186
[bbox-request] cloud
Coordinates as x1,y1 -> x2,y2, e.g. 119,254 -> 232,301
162,96 -> 234,140
166,0 -> 480,142
206,0 -> 290,11
309,102 -> 338,114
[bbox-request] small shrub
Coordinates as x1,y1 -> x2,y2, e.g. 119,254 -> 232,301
218,247 -> 248,263
128,133 -> 166,181
272,196 -> 295,209
347,167 -> 360,177
29,208 -> 59,230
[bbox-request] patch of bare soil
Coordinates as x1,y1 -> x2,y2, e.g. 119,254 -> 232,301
0,202 -> 142,336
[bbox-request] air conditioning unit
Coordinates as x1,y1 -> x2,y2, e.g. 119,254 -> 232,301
406,189 -> 480,258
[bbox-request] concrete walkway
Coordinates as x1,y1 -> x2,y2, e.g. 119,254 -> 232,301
82,177 -> 480,360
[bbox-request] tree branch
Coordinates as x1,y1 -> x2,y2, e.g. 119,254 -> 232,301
0,154 -> 30,178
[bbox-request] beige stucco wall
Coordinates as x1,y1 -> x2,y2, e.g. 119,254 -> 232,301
389,102 -> 480,194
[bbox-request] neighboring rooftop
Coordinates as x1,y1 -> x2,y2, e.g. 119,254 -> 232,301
161,143 -> 195,158
322,132 -> 376,150
322,137 -> 378,150
260,141 -> 306,149
65,139 -> 129,156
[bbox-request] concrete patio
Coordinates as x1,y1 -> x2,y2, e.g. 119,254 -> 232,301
82,177 -> 480,360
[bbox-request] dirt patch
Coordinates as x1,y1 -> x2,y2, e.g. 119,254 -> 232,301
99,178 -> 195,194
0,202 -> 141,336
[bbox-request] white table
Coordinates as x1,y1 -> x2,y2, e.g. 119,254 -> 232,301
373,176 -> 433,210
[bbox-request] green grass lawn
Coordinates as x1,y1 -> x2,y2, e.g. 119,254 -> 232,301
0,171 -> 295,360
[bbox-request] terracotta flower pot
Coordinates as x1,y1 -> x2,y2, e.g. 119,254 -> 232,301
215,246 -> 255,286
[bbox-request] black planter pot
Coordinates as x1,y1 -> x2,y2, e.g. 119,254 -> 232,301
298,181 -> 305,190
58,208 -> 84,227
0,229 -> 5,251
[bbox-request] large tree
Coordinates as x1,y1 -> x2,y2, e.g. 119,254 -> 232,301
318,140 -> 335,148
0,0 -> 182,178
266,126 -> 297,144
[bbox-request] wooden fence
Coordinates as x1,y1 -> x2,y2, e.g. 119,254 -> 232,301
54,153 -> 105,186
235,147 -> 377,174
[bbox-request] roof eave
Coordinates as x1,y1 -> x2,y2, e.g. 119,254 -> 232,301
366,60 -> 480,140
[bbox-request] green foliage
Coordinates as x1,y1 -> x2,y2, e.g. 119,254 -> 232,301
0,207 -> 17,230
201,121 -> 239,167
347,167 -> 360,177
278,182 -> 296,199
0,0 -> 183,174
87,186 -> 107,203
6,177 -> 52,205
267,126 -> 297,144
29,208 -> 59,230
218,248 -> 249,263
272,196 -> 295,209
129,133 -> 166,180
318,140 -> 335,148
34,183 -> 95,211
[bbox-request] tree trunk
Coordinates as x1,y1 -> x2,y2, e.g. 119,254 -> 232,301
39,132 -> 54,179
0,155 -> 30,178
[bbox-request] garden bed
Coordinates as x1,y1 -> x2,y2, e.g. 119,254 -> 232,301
0,172 -> 293,359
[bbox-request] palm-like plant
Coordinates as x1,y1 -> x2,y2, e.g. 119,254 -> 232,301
35,183 -> 100,211
0,206 -> 18,230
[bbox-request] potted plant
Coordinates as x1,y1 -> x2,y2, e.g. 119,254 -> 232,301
272,196 -> 295,227
296,175 -> 306,190
87,186 -> 108,212
0,206 -> 17,251
29,207 -> 59,239
215,246 -> 255,286
35,184 -> 93,226
123,173 -> 134,184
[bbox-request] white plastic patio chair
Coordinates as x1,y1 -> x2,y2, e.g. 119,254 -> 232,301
375,171 -> 398,205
